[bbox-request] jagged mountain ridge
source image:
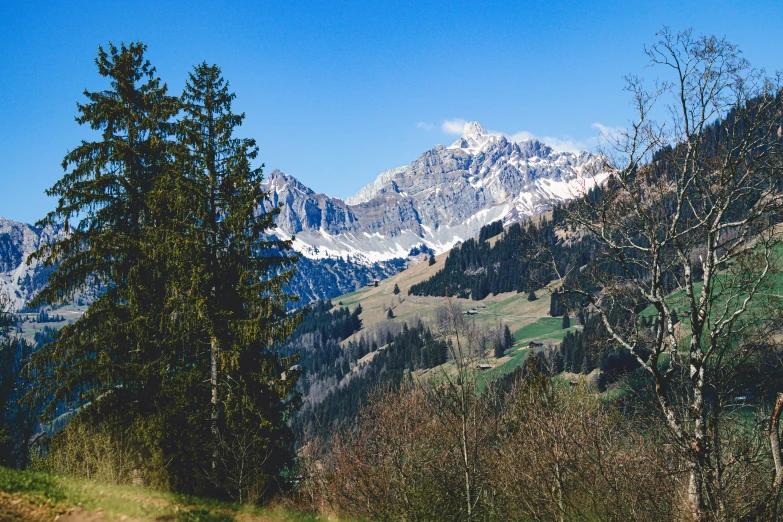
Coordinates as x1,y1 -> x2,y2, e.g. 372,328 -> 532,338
0,215 -> 399,310
1,121 -> 608,309
261,121 -> 609,264
0,217 -> 63,310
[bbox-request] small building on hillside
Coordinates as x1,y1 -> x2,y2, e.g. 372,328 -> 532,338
528,341 -> 544,348
477,364 -> 493,371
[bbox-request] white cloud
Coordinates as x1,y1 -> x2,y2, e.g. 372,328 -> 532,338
416,121 -> 434,131
590,122 -> 624,146
507,130 -> 539,143
433,118 -> 625,153
442,118 -> 468,135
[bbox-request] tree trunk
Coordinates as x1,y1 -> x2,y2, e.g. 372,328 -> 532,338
688,362 -> 708,521
211,335 -> 219,470
461,389 -> 472,521
687,463 -> 705,522
767,392 -> 783,520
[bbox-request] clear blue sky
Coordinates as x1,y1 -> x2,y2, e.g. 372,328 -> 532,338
1,1 -> 782,224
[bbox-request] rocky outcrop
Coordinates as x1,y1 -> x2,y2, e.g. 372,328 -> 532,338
0,217 -> 63,309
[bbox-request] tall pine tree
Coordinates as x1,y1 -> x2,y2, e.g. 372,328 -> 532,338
177,63 -> 301,500
29,42 -> 180,423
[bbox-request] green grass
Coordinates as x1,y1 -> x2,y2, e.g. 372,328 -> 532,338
489,347 -> 531,379
513,318 -> 577,344
335,286 -> 371,306
0,466 -> 332,521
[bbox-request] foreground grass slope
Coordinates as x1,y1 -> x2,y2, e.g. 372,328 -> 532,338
0,467 -> 329,522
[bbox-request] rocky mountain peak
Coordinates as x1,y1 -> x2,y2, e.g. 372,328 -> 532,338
462,121 -> 487,140
452,121 -> 497,150
262,124 -> 609,265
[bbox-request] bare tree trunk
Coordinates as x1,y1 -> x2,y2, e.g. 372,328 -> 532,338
687,462 -> 705,522
767,393 -> 783,520
461,407 -> 472,522
687,362 -> 708,521
771,393 -> 783,487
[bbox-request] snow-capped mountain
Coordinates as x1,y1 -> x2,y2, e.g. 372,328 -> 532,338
262,121 -> 609,264
0,121 -> 609,310
0,217 -> 62,310
0,213 -> 398,310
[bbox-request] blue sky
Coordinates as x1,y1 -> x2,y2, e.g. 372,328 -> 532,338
1,1 -> 782,224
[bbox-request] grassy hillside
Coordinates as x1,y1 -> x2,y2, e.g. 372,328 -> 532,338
335,240 -> 577,382
0,466 -> 328,522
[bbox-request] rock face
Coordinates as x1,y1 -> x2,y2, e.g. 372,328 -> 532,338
262,121 -> 609,264
0,217 -> 62,310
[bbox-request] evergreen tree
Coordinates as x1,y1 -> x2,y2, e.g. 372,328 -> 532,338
177,62 -> 301,497
393,284 -> 400,295
29,42 -> 180,426
387,308 -> 395,319
527,290 -> 537,301
494,341 -> 505,358
428,255 -> 436,266
503,325 -> 515,350
562,313 -> 571,329
0,292 -> 37,469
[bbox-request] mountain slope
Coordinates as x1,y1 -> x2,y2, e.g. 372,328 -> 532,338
0,217 -> 62,310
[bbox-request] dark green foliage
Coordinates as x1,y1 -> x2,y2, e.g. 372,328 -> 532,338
387,308 -> 394,319
503,325 -> 514,351
393,284 -> 400,295
27,45 -> 301,501
275,299 -> 363,399
428,255 -> 436,266
34,310 -> 64,323
299,320 -> 448,439
478,220 -> 504,242
0,295 -> 38,469
173,62 -> 301,500
33,326 -> 58,349
549,290 -> 564,317
409,219 -> 561,300
561,313 -> 570,329
527,290 -> 536,301
29,41 -> 181,423
556,311 -> 645,387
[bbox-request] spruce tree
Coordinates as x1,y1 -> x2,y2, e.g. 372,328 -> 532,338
393,284 -> 400,295
503,324 -> 514,350
177,62 -> 301,497
562,313 -> 571,329
494,340 -> 505,358
29,42 -> 180,426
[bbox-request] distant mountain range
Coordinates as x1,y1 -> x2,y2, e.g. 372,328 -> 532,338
261,121 -> 608,264
0,121 -> 607,309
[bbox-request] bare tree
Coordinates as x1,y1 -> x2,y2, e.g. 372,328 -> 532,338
422,299 -> 503,521
556,27 -> 783,521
